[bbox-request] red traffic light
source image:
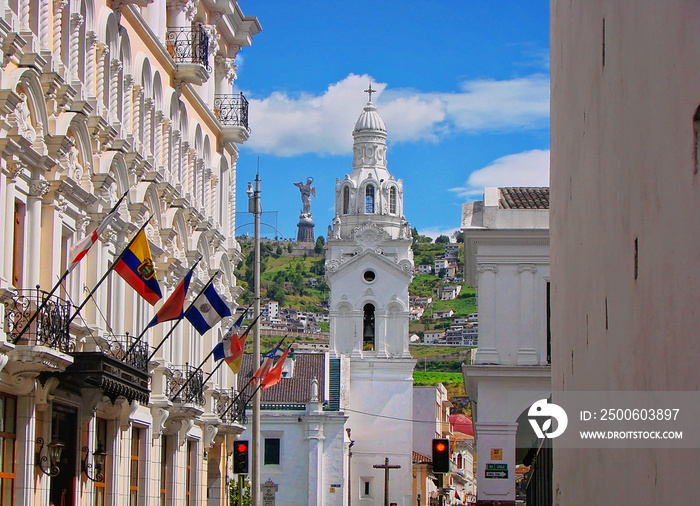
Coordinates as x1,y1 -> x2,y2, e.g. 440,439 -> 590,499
236,443 -> 247,452
435,442 -> 447,452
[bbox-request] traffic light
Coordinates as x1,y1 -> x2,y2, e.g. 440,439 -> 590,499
432,438 -> 450,473
233,440 -> 249,474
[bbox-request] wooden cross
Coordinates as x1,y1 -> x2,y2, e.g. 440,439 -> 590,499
364,83 -> 376,102
373,457 -> 401,506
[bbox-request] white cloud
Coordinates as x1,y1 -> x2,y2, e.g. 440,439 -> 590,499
449,149 -> 550,198
418,227 -> 461,242
245,73 -> 549,157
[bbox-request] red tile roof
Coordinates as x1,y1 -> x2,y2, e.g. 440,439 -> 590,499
498,187 -> 550,210
412,451 -> 432,464
237,352 -> 326,403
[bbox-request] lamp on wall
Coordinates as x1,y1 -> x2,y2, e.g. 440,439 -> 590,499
36,437 -> 65,477
82,442 -> 107,482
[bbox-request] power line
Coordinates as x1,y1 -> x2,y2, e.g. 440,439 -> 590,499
343,407 -> 458,425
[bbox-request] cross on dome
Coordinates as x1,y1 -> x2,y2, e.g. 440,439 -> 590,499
364,83 -> 376,102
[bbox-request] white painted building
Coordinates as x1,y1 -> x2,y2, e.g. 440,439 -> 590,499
326,95 -> 416,505
416,264 -> 433,274
423,330 -> 445,344
237,352 -> 347,505
461,187 -> 551,505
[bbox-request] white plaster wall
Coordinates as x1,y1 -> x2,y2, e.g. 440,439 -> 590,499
348,359 -> 415,505
551,1 -> 700,503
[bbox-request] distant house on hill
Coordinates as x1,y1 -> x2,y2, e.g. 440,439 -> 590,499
440,285 -> 462,300
423,330 -> 445,344
416,264 -> 433,274
433,309 -> 454,319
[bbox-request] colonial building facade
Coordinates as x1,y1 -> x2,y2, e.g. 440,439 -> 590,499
0,0 -> 259,504
461,187 -> 551,505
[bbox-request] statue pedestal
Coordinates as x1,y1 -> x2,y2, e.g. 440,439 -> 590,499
297,215 -> 315,243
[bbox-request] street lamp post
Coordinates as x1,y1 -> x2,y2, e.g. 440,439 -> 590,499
247,173 -> 261,505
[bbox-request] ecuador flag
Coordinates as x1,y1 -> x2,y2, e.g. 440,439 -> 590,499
114,229 -> 162,305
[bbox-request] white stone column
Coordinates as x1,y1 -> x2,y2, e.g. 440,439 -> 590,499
39,0 -> 50,50
109,59 -> 122,125
69,12 -> 84,83
132,85 -> 142,152
3,164 -> 22,282
123,75 -> 134,138
52,0 -> 68,69
19,0 -> 30,32
143,97 -> 153,158
474,422 -> 517,504
26,178 -> 49,288
517,264 -> 539,365
172,130 -> 181,189
85,32 -> 97,99
162,120 -> 171,180
474,264 -> 499,364
154,112 -> 164,169
15,392 -> 37,505
95,43 -> 109,115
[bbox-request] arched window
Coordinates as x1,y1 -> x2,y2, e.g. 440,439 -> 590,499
389,187 -> 396,214
343,186 -> 350,214
365,185 -> 375,213
363,303 -> 375,351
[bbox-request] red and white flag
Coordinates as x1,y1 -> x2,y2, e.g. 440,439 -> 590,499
68,205 -> 121,273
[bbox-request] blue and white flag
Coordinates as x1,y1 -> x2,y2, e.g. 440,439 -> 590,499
184,284 -> 231,335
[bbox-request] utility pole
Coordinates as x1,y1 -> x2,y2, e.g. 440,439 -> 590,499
247,172 -> 261,505
373,457 -> 400,506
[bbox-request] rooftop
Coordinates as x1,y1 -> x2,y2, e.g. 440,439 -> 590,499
498,187 -> 549,210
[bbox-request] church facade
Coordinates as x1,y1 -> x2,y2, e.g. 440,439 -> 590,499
326,93 -> 417,505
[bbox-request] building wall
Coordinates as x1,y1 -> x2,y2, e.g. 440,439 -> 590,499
551,1 -> 700,503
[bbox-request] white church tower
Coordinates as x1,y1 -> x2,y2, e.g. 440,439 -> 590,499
326,87 -> 416,505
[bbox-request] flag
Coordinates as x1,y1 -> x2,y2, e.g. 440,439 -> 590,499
146,271 -> 192,329
252,343 -> 282,387
454,490 -> 461,501
184,283 -> 231,335
218,331 -> 248,374
261,347 -> 291,391
114,229 -> 162,305
68,206 -> 120,273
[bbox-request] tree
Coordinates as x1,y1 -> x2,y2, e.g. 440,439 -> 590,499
276,245 -> 283,256
314,236 -> 325,254
435,235 -> 450,244
287,243 -> 293,253
452,230 -> 464,243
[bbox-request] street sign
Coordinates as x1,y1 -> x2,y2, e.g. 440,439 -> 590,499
485,463 -> 508,479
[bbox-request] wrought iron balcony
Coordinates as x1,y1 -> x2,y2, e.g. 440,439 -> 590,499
166,25 -> 210,71
167,363 -> 205,406
214,93 -> 249,129
4,286 -> 72,352
216,387 -> 248,425
62,334 -> 150,405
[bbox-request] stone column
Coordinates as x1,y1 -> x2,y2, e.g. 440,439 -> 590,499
123,75 -> 134,138
132,85 -> 143,151
53,0 -> 68,68
39,0 -> 50,51
474,423 -> 517,505
26,178 -> 49,288
19,0 -> 30,32
144,97 -> 154,158
15,392 -> 37,505
474,264 -> 499,364
162,119 -> 171,180
69,12 -> 84,83
109,59 -> 122,125
85,31 -> 97,99
154,112 -> 164,169
95,43 -> 109,115
3,163 -> 23,282
172,130 -> 181,189
516,264 -> 539,365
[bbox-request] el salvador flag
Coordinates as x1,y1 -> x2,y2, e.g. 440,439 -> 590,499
184,284 -> 231,335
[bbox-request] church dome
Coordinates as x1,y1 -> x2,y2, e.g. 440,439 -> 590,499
354,101 -> 386,132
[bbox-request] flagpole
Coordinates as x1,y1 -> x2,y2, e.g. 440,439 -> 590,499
67,215 -> 153,326
12,192 -> 129,342
145,271 -> 220,363
123,258 -> 202,359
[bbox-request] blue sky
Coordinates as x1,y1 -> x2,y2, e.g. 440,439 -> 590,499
234,1 -> 550,240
